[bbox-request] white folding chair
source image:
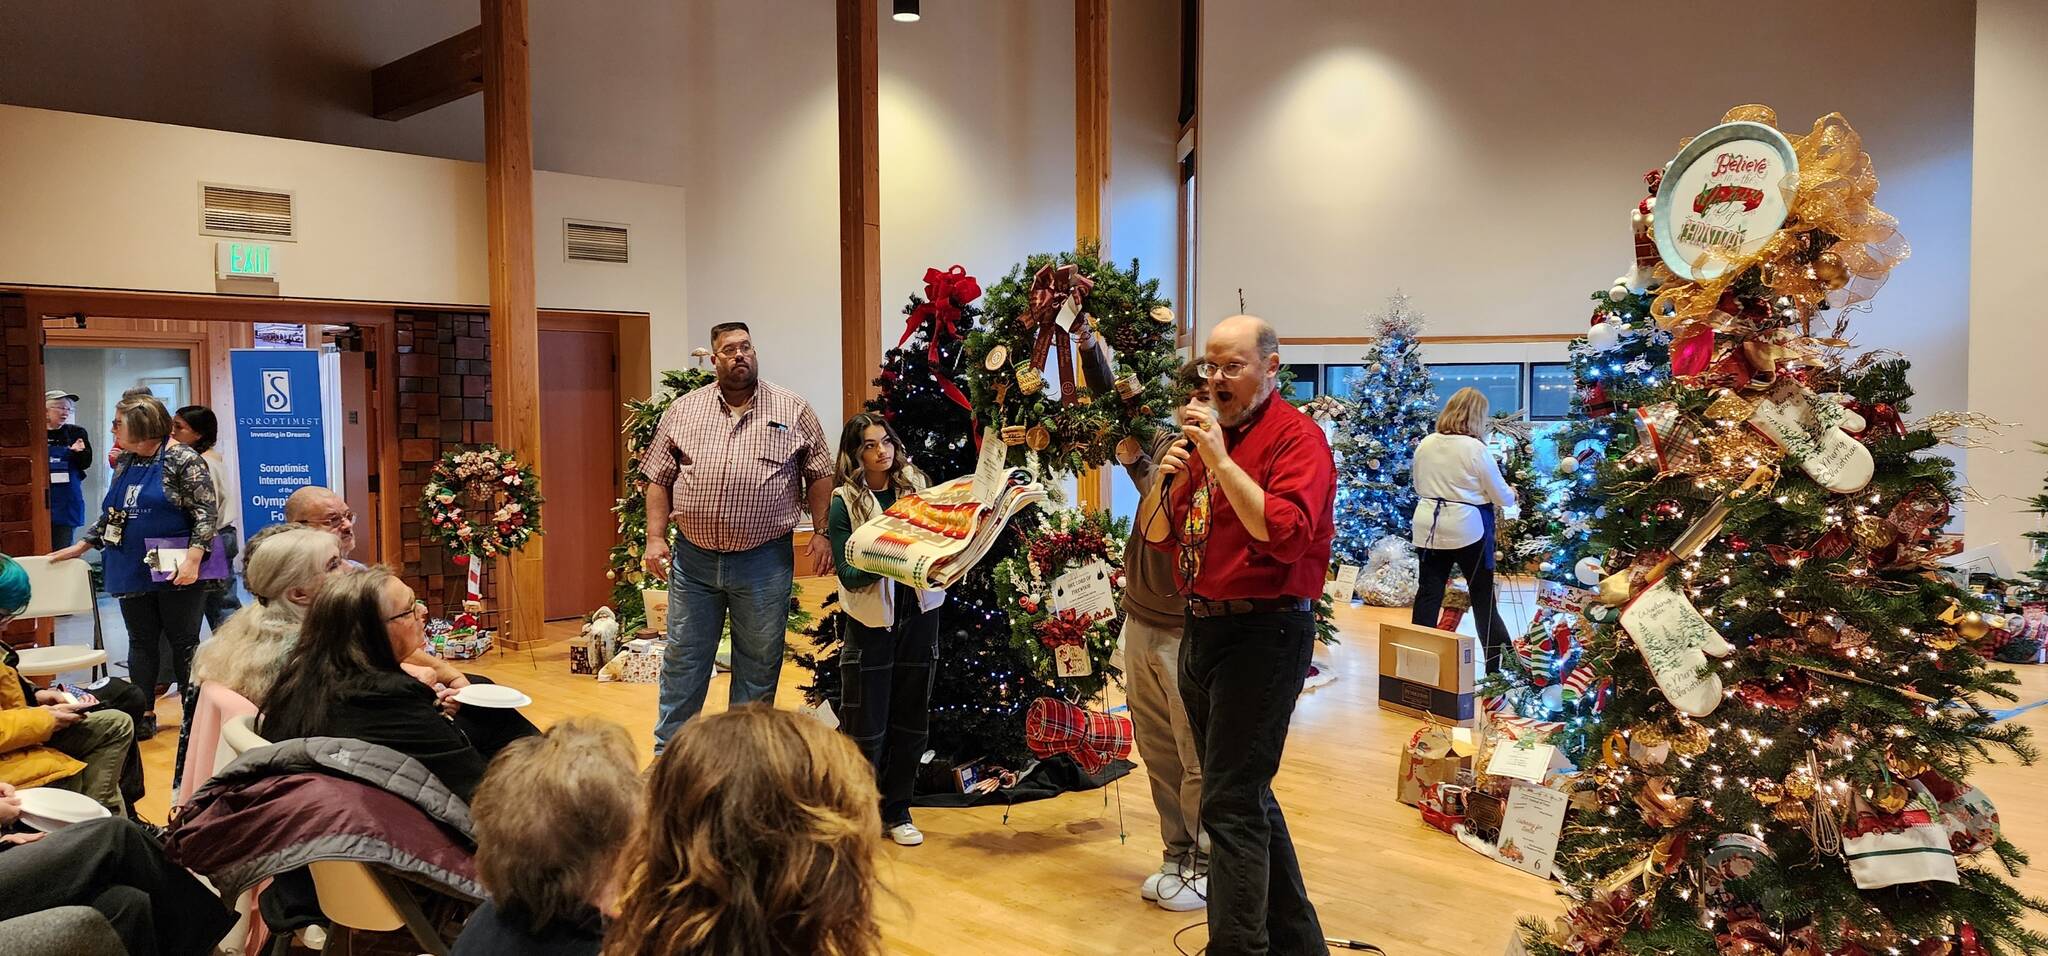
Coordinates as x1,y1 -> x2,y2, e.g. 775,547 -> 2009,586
10,556 -> 107,680
224,718 -> 452,956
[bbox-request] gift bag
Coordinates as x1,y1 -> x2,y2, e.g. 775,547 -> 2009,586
567,638 -> 598,675
1843,784 -> 1959,890
1397,724 -> 1475,806
1023,697 -> 1132,774
640,586 -> 670,637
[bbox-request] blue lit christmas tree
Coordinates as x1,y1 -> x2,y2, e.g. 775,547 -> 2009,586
1331,293 -> 1437,568
1482,174 -> 1675,755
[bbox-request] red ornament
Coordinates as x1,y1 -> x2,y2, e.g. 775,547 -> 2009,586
1654,499 -> 1681,518
1727,535 -> 1750,553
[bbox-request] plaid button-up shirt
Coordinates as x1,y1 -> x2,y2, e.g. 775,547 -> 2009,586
640,380 -> 833,553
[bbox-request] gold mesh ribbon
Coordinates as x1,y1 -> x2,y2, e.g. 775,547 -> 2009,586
1651,106 -> 1910,345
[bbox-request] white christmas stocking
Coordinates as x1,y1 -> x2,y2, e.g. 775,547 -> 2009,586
1619,577 -> 1733,717
1747,380 -> 1875,494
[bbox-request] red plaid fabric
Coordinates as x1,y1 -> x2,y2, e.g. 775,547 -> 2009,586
640,380 -> 833,552
1024,697 -> 1133,774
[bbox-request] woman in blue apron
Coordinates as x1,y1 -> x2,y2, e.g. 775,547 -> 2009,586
49,395 -> 221,741
44,389 -> 91,548
1408,387 -> 1519,670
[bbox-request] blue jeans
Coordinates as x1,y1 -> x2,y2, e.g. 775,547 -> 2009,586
653,533 -> 795,751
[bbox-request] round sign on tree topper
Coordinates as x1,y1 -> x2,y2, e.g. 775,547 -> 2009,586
1652,120 -> 1798,281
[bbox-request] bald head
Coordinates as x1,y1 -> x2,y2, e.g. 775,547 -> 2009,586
1202,314 -> 1281,427
286,485 -> 356,557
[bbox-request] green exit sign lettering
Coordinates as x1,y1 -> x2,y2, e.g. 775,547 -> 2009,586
216,241 -> 276,278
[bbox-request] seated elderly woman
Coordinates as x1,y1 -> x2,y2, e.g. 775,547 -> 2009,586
190,525 -> 344,708
453,718 -> 643,956
258,567 -> 538,802
0,556 -> 133,817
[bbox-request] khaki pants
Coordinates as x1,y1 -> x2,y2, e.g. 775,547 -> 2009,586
1121,613 -> 1204,861
48,710 -> 134,816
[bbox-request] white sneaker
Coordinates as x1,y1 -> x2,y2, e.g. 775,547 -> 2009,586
887,822 -> 924,846
1140,859 -> 1179,901
1155,871 -> 1208,912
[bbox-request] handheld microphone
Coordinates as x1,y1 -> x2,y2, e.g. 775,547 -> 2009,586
1158,399 -> 1212,494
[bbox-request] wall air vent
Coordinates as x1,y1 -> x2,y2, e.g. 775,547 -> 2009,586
200,183 -> 296,240
564,219 -> 630,263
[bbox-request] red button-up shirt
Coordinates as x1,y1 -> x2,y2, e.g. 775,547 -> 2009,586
640,380 -> 833,553
1153,394 -> 1335,601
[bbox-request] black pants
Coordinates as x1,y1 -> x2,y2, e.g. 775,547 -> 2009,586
116,587 -> 206,709
1180,609 -> 1327,956
1412,539 -> 1513,671
452,673 -> 543,759
0,817 -> 236,956
838,602 -> 940,827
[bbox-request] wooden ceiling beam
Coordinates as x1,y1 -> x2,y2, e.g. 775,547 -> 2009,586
371,25 -> 484,121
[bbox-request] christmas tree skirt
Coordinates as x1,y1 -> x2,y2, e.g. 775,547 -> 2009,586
911,756 -> 1134,809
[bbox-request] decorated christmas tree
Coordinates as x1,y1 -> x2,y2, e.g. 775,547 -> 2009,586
1490,413 -> 1549,575
608,367 -> 715,633
1521,106 -> 2043,955
1331,293 -> 1437,567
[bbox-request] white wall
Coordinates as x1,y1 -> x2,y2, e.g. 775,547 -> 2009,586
1197,0 -> 1976,426
0,105 -> 688,371
1968,0 -> 2048,571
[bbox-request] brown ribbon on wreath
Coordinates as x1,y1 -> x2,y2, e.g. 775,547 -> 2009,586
1022,263 -> 1093,406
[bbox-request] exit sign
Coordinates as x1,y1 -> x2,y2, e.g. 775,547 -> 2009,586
216,241 -> 276,278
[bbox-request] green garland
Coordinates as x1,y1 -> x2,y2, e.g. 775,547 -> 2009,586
420,444 -> 542,558
991,508 -> 1129,703
964,245 -> 1181,477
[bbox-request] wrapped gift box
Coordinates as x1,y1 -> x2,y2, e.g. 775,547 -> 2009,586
568,638 -> 599,675
598,645 -> 664,683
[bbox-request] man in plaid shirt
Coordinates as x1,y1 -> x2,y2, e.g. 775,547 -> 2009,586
641,322 -> 835,750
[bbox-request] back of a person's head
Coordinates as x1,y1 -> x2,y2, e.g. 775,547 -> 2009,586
605,705 -> 882,956
259,566 -> 397,739
473,718 -> 642,935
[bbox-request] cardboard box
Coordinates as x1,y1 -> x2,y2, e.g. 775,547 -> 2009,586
1378,621 -> 1476,725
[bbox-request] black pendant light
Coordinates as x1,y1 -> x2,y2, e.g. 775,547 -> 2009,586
892,0 -> 920,23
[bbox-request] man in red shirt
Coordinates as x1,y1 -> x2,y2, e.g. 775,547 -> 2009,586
1142,314 -> 1334,956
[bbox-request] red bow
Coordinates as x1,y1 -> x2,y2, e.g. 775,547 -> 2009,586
1840,400 -> 1904,444
896,265 -> 982,414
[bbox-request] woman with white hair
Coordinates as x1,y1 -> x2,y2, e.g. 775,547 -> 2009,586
1408,386 -> 1519,670
191,525 -> 344,708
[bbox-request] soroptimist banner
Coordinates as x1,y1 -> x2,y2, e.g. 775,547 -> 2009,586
230,348 -> 328,538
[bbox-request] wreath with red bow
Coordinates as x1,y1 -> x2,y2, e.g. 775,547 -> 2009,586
964,246 -> 1181,477
991,508 -> 1129,703
420,444 -> 544,559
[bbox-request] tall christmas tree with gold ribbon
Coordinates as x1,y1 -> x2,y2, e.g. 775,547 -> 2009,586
1520,106 -> 2044,955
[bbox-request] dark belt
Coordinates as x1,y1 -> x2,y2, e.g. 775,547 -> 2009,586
1187,596 -> 1313,618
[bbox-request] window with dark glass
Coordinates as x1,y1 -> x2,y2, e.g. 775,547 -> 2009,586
1528,362 -> 1574,420
1426,363 -> 1524,415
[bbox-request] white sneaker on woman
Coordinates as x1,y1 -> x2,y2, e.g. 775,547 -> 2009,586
888,822 -> 925,846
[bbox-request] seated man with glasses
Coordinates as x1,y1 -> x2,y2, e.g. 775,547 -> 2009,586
1139,314 -> 1336,956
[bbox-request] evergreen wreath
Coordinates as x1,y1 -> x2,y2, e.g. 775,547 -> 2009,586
965,245 -> 1181,477
420,444 -> 543,559
991,508 -> 1129,703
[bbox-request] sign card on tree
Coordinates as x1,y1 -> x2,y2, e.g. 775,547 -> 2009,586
1051,560 -> 1117,623
1653,121 -> 1798,280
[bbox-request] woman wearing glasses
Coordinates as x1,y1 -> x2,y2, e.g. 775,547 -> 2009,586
259,567 -> 536,802
1408,387 -> 1519,671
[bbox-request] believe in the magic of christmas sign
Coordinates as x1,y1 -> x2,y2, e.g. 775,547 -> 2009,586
1652,121 -> 1798,281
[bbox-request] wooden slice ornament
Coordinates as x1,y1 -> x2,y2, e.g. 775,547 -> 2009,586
1149,305 -> 1175,324
1115,436 -> 1144,466
984,343 -> 1011,371
1025,425 -> 1053,451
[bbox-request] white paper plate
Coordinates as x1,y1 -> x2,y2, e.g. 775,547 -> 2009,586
16,787 -> 111,828
452,684 -> 533,709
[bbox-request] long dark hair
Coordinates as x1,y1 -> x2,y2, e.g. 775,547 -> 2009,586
833,413 -> 927,526
259,566 -> 405,740
175,404 -> 220,454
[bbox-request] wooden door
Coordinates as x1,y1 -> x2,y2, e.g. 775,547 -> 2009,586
335,349 -> 382,560
537,327 -> 620,620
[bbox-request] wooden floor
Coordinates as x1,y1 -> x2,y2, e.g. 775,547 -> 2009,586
132,577 -> 2048,955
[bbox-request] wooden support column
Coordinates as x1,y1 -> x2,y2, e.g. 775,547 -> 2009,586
837,0 -> 882,421
482,0 -> 544,647
1075,0 -> 1112,511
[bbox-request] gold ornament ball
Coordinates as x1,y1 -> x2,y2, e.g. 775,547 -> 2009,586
1813,251 -> 1850,290
1784,769 -> 1817,801
1957,612 -> 1992,641
1671,723 -> 1711,758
